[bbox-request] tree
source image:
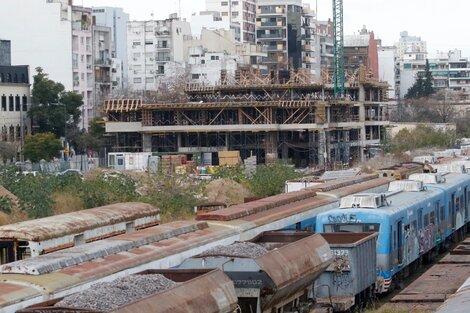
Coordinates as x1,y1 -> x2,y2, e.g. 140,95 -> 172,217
423,59 -> 435,97
28,67 -> 83,137
23,132 -> 62,162
0,142 -> 16,163
405,59 -> 435,99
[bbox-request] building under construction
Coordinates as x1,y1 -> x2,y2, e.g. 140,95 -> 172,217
104,67 -> 389,168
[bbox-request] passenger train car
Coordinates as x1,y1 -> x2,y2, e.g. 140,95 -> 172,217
316,172 -> 470,293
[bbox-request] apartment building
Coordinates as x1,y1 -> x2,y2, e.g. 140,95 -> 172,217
71,6 -> 94,129
0,40 -> 30,150
395,31 -> 428,99
344,27 -> 379,80
205,0 -> 256,43
185,28 -> 267,85
92,7 -> 129,90
127,15 -> 191,92
255,0 -> 317,76
419,50 -> 470,97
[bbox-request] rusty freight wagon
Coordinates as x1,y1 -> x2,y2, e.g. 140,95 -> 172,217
17,269 -> 238,313
314,232 -> 378,312
178,231 -> 333,313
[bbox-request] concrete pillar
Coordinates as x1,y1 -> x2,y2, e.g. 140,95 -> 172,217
318,130 -> 327,167
358,85 -> 366,101
176,133 -> 182,152
142,134 -> 152,152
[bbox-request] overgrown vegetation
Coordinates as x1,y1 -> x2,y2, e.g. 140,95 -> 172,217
0,161 -> 302,224
388,125 -> 456,153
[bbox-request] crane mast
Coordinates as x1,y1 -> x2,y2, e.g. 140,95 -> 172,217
332,0 -> 345,98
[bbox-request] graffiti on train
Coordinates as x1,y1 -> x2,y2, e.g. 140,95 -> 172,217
327,214 -> 359,224
332,272 -> 352,290
419,224 -> 434,254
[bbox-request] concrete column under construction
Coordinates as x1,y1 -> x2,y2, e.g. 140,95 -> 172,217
142,134 -> 152,152
318,130 -> 327,167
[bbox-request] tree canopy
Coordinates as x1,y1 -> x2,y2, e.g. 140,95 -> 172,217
405,59 -> 435,99
23,132 -> 62,162
28,67 -> 83,138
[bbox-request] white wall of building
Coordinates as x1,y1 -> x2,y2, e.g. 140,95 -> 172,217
378,48 -> 397,100
191,12 -> 231,37
0,0 -> 73,90
0,84 -> 30,146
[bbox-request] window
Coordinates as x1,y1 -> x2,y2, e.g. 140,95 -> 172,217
22,95 -> 27,111
1,95 -> 6,111
15,96 -> 20,111
418,209 -> 423,229
133,77 -> 142,83
9,96 -> 14,111
424,214 -> 429,227
221,1 -> 228,5
232,11 -> 239,17
232,0 -> 239,5
192,74 -> 200,79
221,12 -> 228,16
80,37 -> 84,44
132,41 -> 141,46
133,52 -> 141,58
323,223 -> 380,233
145,40 -> 153,45
430,211 -> 435,225
81,73 -> 85,80
440,206 -> 445,221
211,55 -> 220,60
157,65 -> 164,74
146,77 -> 154,83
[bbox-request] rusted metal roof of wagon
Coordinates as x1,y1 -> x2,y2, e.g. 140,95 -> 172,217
0,202 -> 160,241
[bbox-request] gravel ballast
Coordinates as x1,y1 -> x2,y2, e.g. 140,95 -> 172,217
55,274 -> 176,312
199,242 -> 269,258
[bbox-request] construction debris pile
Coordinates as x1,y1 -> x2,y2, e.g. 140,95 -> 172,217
55,274 -> 177,312
199,242 -> 268,258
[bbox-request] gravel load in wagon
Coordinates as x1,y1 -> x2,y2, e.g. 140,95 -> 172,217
198,242 -> 268,258
55,274 -> 176,312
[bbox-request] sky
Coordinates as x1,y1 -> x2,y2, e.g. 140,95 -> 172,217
80,0 -> 470,57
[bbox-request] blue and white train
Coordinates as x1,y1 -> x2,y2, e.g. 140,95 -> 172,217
316,172 -> 470,293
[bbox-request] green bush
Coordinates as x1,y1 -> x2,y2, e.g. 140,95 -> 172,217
248,161 -> 302,197
390,125 -> 456,152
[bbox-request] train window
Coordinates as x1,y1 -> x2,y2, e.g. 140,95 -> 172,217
424,214 -> 429,227
440,206 -> 445,221
412,220 -> 417,230
17,241 -> 31,261
430,211 -> 435,225
404,224 -> 410,232
324,223 -> 380,232
418,209 -> 423,229
456,197 -> 461,211
460,195 -> 464,210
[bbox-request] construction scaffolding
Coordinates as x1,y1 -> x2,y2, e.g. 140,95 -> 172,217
104,69 -> 389,167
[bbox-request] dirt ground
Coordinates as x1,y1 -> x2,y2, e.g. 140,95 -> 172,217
205,178 -> 252,206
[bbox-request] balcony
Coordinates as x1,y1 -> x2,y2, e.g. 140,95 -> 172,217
257,33 -> 284,39
95,59 -> 111,67
303,44 -> 314,51
156,57 -> 171,62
